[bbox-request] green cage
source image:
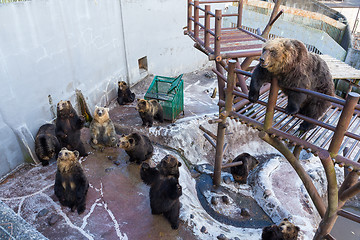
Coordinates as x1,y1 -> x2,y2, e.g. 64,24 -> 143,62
144,74 -> 184,122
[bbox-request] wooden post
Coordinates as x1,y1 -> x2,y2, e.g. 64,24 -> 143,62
215,9 -> 222,62
187,0 -> 192,33
213,60 -> 236,186
194,1 -> 200,38
205,5 -> 211,49
237,0 -> 243,28
263,78 -> 279,130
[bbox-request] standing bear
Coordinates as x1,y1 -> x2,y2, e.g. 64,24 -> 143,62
117,81 -> 135,105
89,106 -> 118,150
35,123 -> 61,166
136,99 -> 164,127
248,38 -> 335,131
140,160 -> 182,229
55,100 -> 87,156
118,133 -> 153,164
54,147 -> 89,214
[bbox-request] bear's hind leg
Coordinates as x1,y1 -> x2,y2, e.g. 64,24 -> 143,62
285,92 -> 307,115
164,202 -> 180,229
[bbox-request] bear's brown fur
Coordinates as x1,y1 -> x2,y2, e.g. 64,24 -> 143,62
157,154 -> 182,179
230,153 -> 259,184
118,133 -> 153,164
136,99 -> 164,127
249,38 -> 335,131
262,218 -> 300,240
55,100 -> 87,156
117,81 -> 135,105
54,147 -> 89,214
35,123 -> 60,166
89,106 -> 118,150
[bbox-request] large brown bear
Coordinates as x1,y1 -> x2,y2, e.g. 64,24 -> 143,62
117,81 -> 135,105
55,100 -> 87,156
248,38 -> 335,131
54,147 -> 89,214
35,123 -> 61,166
230,153 -> 259,184
262,218 -> 300,240
136,99 -> 164,127
118,133 -> 153,164
89,106 -> 118,150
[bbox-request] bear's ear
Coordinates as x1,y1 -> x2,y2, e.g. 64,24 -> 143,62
67,100 -> 71,104
105,108 -> 109,112
283,218 -> 289,221
61,147 -> 67,151
95,105 -> 99,109
73,150 -> 80,158
178,162 -> 182,167
137,98 -> 141,102
295,226 -> 300,231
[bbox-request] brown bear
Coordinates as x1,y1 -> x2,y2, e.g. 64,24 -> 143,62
136,99 -> 164,127
54,147 -> 89,214
117,81 -> 135,105
248,38 -> 335,131
230,153 -> 259,184
55,100 -> 87,156
118,133 -> 153,164
156,154 -> 182,179
89,106 -> 118,150
262,218 -> 300,240
140,161 -> 182,229
35,123 -> 61,166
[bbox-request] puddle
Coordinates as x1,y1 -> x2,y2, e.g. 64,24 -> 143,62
331,206 -> 360,240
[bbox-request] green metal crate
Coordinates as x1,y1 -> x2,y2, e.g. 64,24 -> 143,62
144,74 -> 184,122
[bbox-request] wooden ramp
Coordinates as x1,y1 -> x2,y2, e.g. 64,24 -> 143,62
186,0 -> 360,239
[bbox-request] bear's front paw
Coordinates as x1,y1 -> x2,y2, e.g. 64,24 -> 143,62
285,104 -> 299,115
92,139 -> 98,145
248,91 -> 259,103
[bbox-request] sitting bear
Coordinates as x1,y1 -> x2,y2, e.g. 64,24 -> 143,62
156,154 -> 182,179
140,162 -> 182,229
35,123 -> 61,166
230,153 -> 259,184
89,106 -> 118,150
117,81 -> 135,105
54,147 -> 89,214
118,133 -> 153,164
262,218 -> 300,240
248,38 -> 335,131
136,99 -> 164,127
55,100 -> 87,156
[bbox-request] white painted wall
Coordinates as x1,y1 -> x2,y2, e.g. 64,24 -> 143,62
0,0 -> 208,178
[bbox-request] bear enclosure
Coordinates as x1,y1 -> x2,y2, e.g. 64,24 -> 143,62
185,0 -> 360,239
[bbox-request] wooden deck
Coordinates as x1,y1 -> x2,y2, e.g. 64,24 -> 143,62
320,54 -> 360,80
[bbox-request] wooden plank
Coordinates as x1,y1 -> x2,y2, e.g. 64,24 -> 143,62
320,55 -> 360,80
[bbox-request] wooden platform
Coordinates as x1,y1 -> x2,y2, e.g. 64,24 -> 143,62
320,54 -> 360,80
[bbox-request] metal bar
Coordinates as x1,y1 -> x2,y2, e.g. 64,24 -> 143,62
237,0 -> 243,28
264,78 -> 279,130
194,1 -> 200,38
199,0 -> 239,3
222,161 -> 243,169
338,209 -> 360,224
204,5 -> 211,49
269,9 -> 284,26
306,107 -> 339,142
204,133 -> 216,148
216,62 -> 225,101
328,92 -> 360,157
237,27 -> 266,42
234,60 -> 249,94
210,49 -> 262,61
199,125 -> 217,140
214,9 -> 222,62
234,68 -> 252,77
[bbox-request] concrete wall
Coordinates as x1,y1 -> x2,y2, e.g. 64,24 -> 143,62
345,47 -> 360,69
333,7 -> 360,34
0,0 -> 208,178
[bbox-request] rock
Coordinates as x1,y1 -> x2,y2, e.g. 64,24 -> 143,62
217,234 -> 228,240
48,214 -> 59,226
195,165 -> 204,173
264,189 -> 272,198
200,226 -> 207,233
172,123 -> 176,126
223,176 -> 232,184
37,208 -> 49,218
211,196 -> 218,205
204,72 -> 214,78
113,160 -> 121,166
190,169 -> 201,178
190,214 -> 194,219
105,167 -> 114,173
107,156 -> 114,161
234,237 -> 240,240
222,195 -> 230,204
240,208 -> 250,217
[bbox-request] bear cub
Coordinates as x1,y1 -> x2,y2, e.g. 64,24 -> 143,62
35,123 -> 60,166
118,133 -> 153,164
136,99 -> 164,127
117,81 -> 135,105
249,38 -> 334,131
262,218 -> 300,240
55,100 -> 87,156
140,155 -> 182,229
89,106 -> 118,150
230,153 -> 259,184
54,147 -> 89,214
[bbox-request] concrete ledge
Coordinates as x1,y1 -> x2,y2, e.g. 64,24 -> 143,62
0,200 -> 47,240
